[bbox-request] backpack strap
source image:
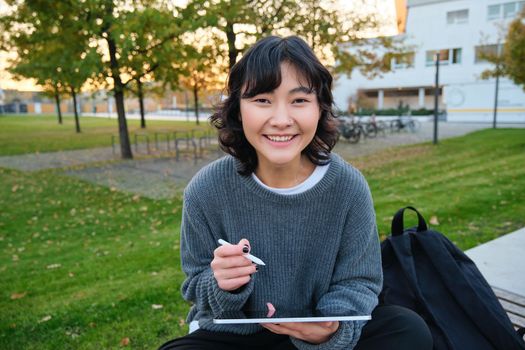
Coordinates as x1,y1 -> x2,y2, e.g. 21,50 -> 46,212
391,206 -> 428,236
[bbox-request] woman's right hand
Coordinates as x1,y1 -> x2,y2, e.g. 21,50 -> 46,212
211,238 -> 258,291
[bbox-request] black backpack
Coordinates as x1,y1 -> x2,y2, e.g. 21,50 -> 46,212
379,206 -> 525,350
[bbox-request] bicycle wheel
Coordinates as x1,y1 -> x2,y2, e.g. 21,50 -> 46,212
409,119 -> 421,132
390,119 -> 401,133
365,123 -> 377,138
347,127 -> 360,143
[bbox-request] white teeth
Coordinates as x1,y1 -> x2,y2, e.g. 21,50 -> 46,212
267,135 -> 293,142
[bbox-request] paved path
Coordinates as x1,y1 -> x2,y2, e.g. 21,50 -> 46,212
64,152 -> 223,199
334,120 -> 510,159
0,146 -> 118,172
0,121 -> 501,172
0,121 -> 522,199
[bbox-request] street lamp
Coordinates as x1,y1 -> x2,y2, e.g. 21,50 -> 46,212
433,52 -> 440,145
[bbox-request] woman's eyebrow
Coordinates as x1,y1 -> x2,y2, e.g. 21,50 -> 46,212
289,86 -> 314,94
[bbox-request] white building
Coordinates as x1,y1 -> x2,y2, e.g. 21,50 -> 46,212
333,0 -> 525,123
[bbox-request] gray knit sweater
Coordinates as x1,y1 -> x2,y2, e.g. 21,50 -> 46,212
180,153 -> 382,350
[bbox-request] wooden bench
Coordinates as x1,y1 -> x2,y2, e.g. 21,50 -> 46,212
493,286 -> 525,330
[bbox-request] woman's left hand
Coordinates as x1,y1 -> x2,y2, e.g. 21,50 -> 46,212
261,321 -> 339,344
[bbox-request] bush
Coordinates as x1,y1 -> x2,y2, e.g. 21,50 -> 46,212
350,108 -> 435,116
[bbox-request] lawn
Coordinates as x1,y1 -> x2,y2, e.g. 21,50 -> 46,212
1,127 -> 524,349
0,115 -> 214,156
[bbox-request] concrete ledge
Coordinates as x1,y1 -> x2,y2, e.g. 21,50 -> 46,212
465,227 -> 525,297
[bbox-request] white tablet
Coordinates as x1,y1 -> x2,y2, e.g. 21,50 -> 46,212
212,309 -> 371,324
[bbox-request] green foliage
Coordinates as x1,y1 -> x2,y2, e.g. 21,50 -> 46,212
0,1 -> 102,118
343,108 -> 434,116
504,10 -> 525,90
179,0 -> 408,77
480,9 -> 525,86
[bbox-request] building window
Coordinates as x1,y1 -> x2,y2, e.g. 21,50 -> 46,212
447,9 -> 469,24
425,48 -> 462,66
488,4 -> 501,19
488,1 -> 525,20
474,44 -> 504,63
392,52 -> 415,69
452,48 -> 462,64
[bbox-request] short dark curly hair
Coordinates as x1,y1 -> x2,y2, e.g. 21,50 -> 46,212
210,35 -> 339,175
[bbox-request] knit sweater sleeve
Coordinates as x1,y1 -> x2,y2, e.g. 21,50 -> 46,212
291,171 -> 383,350
180,191 -> 255,316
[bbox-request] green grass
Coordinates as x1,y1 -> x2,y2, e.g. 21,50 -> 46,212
0,168 -> 188,349
0,127 -> 524,349
0,115 -> 214,156
359,128 -> 525,248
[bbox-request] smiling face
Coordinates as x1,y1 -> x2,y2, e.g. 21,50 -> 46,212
239,62 -> 320,173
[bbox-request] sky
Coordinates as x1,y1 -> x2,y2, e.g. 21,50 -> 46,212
0,0 -> 398,92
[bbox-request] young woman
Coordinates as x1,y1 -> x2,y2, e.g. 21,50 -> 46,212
159,36 -> 432,350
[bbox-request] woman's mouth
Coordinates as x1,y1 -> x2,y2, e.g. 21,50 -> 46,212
265,135 -> 295,142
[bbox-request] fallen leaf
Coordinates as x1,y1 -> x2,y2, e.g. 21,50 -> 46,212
39,315 -> 52,323
12,185 -> 19,192
46,263 -> 61,269
429,216 -> 440,226
120,337 -> 130,346
152,304 -> 163,310
11,292 -> 27,300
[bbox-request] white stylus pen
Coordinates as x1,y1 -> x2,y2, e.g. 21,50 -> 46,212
217,239 -> 266,266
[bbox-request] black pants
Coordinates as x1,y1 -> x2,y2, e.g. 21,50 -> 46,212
158,305 -> 433,350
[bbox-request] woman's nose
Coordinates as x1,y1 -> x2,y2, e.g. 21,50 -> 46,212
269,105 -> 293,127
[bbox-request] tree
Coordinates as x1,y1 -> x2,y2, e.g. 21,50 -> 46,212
0,1 -> 100,131
114,6 -> 184,129
178,0 -> 406,76
2,0 -> 188,157
177,42 -> 226,125
8,60 -> 67,125
503,9 -> 525,89
84,0 -> 189,157
478,13 -> 524,128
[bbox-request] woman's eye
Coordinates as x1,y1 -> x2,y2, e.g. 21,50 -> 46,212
293,98 -> 309,104
254,98 -> 270,104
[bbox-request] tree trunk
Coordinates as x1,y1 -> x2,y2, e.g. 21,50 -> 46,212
193,83 -> 200,125
138,79 -> 146,129
106,31 -> 132,159
226,20 -> 238,71
54,85 -> 63,125
71,87 -> 81,133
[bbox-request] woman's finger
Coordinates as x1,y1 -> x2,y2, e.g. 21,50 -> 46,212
216,275 -> 251,291
211,255 -> 253,271
214,264 -> 257,280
